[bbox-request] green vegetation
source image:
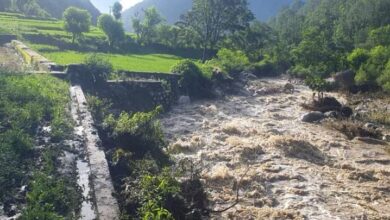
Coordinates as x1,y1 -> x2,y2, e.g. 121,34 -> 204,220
63,7 -> 91,43
171,60 -> 212,99
0,12 -> 184,72
98,14 -> 125,48
42,50 -> 182,72
0,71 -> 76,218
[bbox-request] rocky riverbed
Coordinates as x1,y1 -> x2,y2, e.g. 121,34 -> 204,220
161,78 -> 390,219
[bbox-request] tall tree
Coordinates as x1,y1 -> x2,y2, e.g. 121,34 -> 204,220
131,7 -> 164,45
98,14 -> 125,48
63,7 -> 91,43
180,0 -> 254,61
112,2 -> 122,20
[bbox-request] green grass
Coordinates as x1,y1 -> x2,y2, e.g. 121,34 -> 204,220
0,71 -> 76,218
41,50 -> 181,72
0,12 -> 185,73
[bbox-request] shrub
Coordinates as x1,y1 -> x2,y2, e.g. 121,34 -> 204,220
104,106 -> 166,156
137,168 -> 179,219
378,60 -> 390,92
171,59 -> 212,99
83,54 -> 113,84
347,48 -> 369,71
215,48 -> 249,74
355,46 -> 390,85
251,57 -> 277,77
305,75 -> 332,100
287,65 -> 311,78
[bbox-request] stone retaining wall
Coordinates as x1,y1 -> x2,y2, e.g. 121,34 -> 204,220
11,40 -> 57,72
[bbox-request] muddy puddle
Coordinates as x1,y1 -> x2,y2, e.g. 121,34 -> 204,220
161,78 -> 390,219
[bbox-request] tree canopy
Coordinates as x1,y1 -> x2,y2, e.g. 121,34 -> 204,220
98,14 -> 125,48
63,7 -> 91,43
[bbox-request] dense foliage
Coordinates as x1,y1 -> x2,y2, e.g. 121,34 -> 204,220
0,72 -> 74,217
98,14 -> 125,48
267,0 -> 390,90
63,7 -> 91,43
171,60 -> 212,99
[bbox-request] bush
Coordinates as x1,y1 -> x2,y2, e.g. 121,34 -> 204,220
83,54 -> 113,84
287,65 -> 312,79
305,75 -> 332,100
104,106 -> 166,156
251,57 -> 277,77
171,59 -> 212,99
137,168 -> 179,219
378,60 -> 390,92
215,48 -> 249,74
347,48 -> 370,71
355,46 -> 390,85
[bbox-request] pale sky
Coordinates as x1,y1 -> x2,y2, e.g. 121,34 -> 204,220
120,0 -> 144,10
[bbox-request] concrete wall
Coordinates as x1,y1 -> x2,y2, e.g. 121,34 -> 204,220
11,40 -> 58,72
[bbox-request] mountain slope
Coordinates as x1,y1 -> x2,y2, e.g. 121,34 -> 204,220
37,0 -> 100,23
122,0 -> 293,31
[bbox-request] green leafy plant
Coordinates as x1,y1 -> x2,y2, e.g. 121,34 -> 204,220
171,59 -> 212,99
305,76 -> 332,101
215,48 -> 249,74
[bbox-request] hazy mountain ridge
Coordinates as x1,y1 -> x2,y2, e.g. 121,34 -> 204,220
122,0 -> 293,31
37,0 -> 100,23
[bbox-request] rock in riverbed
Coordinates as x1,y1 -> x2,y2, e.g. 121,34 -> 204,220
301,111 -> 325,123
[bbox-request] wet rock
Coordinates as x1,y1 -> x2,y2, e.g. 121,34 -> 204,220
364,123 -> 378,130
322,97 -> 342,109
178,96 -> 190,105
334,69 -> 355,89
301,111 -> 325,123
325,111 -> 338,118
340,106 -> 353,118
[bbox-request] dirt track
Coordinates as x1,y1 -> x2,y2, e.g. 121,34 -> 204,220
161,79 -> 390,219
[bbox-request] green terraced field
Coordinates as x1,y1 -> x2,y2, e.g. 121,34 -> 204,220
0,12 -> 183,72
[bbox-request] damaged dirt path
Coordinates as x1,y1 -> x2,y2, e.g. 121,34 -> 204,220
161,78 -> 390,219
70,85 -> 120,220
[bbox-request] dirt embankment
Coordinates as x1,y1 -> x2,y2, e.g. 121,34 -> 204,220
161,78 -> 390,219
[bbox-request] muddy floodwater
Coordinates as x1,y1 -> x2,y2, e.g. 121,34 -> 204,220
161,79 -> 390,219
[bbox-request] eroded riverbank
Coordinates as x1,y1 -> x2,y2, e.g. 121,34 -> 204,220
161,78 -> 390,219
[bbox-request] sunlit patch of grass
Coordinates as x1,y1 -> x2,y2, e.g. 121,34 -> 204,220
41,50 -> 182,72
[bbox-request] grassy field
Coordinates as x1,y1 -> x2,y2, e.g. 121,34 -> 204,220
0,12 -> 184,73
42,50 -> 181,72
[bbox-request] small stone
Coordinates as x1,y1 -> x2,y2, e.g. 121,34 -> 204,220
324,111 -> 338,118
364,123 -> 378,130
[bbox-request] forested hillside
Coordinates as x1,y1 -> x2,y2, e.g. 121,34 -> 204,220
267,0 -> 390,90
0,0 -> 100,22
122,0 -> 292,31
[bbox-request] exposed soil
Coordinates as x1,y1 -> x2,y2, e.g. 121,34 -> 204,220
161,78 -> 390,219
0,44 -> 26,71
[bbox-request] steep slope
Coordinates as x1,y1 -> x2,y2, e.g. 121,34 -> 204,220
37,0 -> 100,23
122,0 -> 293,31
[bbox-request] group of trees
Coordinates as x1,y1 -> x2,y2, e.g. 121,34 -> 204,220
268,0 -> 390,91
63,2 -> 125,48
1,0 -> 49,17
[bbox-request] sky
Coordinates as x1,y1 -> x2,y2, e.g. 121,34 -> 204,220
91,0 -> 143,13
120,0 -> 143,10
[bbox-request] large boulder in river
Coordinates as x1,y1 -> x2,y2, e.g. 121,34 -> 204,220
301,111 -> 325,123
334,70 -> 355,89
